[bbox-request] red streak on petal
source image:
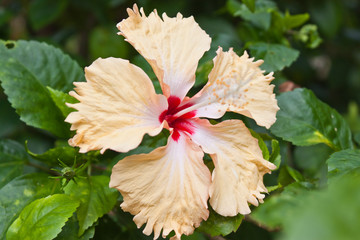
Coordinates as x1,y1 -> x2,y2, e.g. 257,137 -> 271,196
158,96 -> 197,142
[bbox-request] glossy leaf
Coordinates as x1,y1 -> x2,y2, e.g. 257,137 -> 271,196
0,59 -> 69,137
0,40 -> 83,137
25,142 -> 78,166
47,87 -> 77,118
198,207 -> 243,237
6,194 -> 79,240
0,40 -> 84,92
270,88 -> 353,150
248,42 -> 299,72
283,11 -> 309,30
0,173 -> 61,240
327,149 -> 360,179
269,140 -> 281,169
0,139 -> 27,188
250,130 -> 269,160
64,176 -> 118,236
278,165 -> 305,187
228,0 -> 277,30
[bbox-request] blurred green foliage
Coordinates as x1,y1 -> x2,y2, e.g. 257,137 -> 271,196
0,0 -> 360,240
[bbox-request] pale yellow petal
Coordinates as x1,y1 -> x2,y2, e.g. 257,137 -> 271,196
190,119 -> 276,216
186,48 -> 279,128
110,134 -> 211,239
65,57 -> 167,153
118,4 -> 211,99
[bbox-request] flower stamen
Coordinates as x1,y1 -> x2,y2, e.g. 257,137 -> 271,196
159,96 -> 197,141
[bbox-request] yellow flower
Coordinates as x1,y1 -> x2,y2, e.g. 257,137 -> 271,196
66,4 -> 279,239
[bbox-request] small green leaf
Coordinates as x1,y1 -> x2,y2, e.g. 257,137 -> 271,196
47,87 -> 77,118
227,0 -> 276,30
269,140 -> 281,169
0,139 -> 27,188
327,149 -> 360,179
295,24 -> 322,49
286,166 -> 304,182
248,42 -> 299,72
278,165 -> 304,186
64,176 -> 118,236
251,182 -> 312,229
198,207 -> 243,236
283,11 -> 309,30
270,88 -> 353,150
6,194 -> 79,240
249,130 -> 269,160
29,0 -> 68,30
25,142 -> 78,166
0,173 -> 61,240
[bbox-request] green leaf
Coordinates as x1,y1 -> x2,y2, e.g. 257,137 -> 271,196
242,0 -> 256,12
0,139 -> 27,188
64,176 -> 118,236
234,5 -> 271,30
0,40 -> 84,92
198,207 -> 243,236
286,165 -> 305,182
29,0 -> 68,30
6,194 -> 79,240
0,173 -> 61,240
269,139 -> 281,169
227,0 -> 276,30
0,59 -> 69,137
270,88 -> 353,150
54,215 -> 95,240
278,165 -> 304,186
47,87 -> 77,118
327,149 -> 360,179
0,40 -> 83,137
295,24 -> 323,49
250,130 -> 269,160
248,42 -> 299,72
281,173 -> 360,240
283,11 -> 309,30
251,182 -> 312,229
25,142 -> 78,166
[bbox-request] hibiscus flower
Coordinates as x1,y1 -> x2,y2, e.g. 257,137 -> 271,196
66,4 -> 279,240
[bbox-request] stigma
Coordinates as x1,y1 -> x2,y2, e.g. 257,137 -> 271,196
159,96 -> 197,141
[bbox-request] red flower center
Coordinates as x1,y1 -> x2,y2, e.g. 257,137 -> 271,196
159,96 -> 196,141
